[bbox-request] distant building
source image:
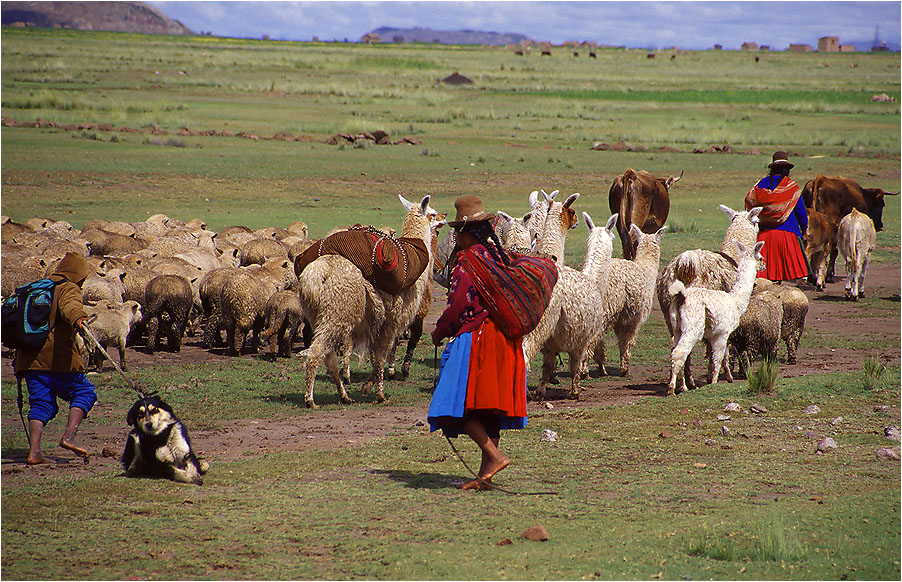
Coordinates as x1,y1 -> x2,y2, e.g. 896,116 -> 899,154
839,44 -> 855,53
872,42 -> 889,52
759,45 -> 770,51
818,36 -> 839,52
741,42 -> 758,51
713,44 -> 723,50
362,33 -> 381,44
788,44 -> 814,53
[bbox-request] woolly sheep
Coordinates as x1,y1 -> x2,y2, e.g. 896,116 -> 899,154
198,267 -> 241,348
79,299 -> 143,372
667,240 -> 765,395
752,279 -> 809,363
82,267 -> 127,305
260,289 -> 305,358
144,274 -> 193,354
239,238 -> 288,266
220,270 -> 269,356
728,287 -> 783,372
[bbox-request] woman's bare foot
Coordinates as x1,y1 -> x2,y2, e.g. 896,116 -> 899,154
458,478 -> 493,491
480,455 -> 509,481
59,438 -> 88,457
26,453 -> 51,465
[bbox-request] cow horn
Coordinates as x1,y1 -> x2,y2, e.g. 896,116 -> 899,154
667,170 -> 684,189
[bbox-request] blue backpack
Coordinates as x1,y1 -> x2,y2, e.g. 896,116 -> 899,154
1,278 -> 59,349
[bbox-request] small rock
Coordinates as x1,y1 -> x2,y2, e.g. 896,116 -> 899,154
817,437 -> 837,452
414,419 -> 425,427
806,431 -> 821,440
692,462 -> 707,469
720,425 -> 732,436
542,401 -> 554,410
101,447 -> 118,458
692,418 -> 703,427
829,417 -> 843,426
540,429 -> 558,442
724,402 -> 741,412
884,427 -> 900,441
704,439 -> 717,446
680,408 -> 689,415
497,538 -> 513,546
874,405 -> 889,412
659,429 -> 672,439
716,414 -> 731,421
750,403 -> 767,414
875,448 -> 900,461
520,525 -> 550,542
804,405 -> 820,415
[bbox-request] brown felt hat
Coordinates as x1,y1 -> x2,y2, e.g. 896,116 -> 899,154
768,150 -> 794,169
447,195 -> 495,228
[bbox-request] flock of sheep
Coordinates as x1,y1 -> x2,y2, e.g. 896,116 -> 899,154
1,181 -> 835,408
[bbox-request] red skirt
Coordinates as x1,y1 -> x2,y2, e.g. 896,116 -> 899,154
756,229 -> 809,282
465,318 -> 527,418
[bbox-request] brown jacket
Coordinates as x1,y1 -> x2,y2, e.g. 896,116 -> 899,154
14,252 -> 90,376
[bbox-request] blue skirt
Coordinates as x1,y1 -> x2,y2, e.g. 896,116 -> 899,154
427,332 -> 527,438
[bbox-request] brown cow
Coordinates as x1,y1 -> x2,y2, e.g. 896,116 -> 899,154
804,208 -> 834,291
608,168 -> 683,259
801,175 -> 898,283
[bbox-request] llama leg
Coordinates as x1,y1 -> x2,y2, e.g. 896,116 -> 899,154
386,336 -> 399,379
325,350 -> 354,404
568,350 -> 585,400
593,337 -> 608,377
402,316 -> 424,379
617,327 -> 638,377
303,341 -> 326,409
669,339 -> 691,396
708,335 -> 729,385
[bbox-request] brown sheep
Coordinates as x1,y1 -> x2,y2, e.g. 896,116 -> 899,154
144,274 -> 193,354
239,238 -> 288,266
79,300 -> 143,371
260,289 -> 305,358
220,270 -> 268,356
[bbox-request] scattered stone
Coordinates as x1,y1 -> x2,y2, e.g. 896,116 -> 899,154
680,408 -> 689,415
817,437 -> 837,452
692,462 -> 707,469
804,405 -> 820,415
101,447 -> 118,458
806,431 -> 821,440
497,538 -> 513,546
716,414 -> 731,421
659,429 -> 672,439
720,426 -> 732,436
704,439 -> 717,446
542,402 -> 554,410
884,427 -> 900,441
876,448 -> 900,461
750,403 -> 767,414
520,525 -> 550,542
692,418 -> 703,427
540,429 -> 558,442
724,402 -> 741,412
829,417 -> 843,426
414,419 -> 425,427
874,405 -> 889,412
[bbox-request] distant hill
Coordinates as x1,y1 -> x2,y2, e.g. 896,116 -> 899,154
2,1 -> 193,35
366,27 -> 531,46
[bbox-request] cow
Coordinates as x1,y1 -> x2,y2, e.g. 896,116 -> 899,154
801,175 -> 897,283
608,168 -> 683,259
804,208 -> 834,291
837,209 -> 877,301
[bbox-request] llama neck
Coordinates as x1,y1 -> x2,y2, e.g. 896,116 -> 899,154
581,229 -> 612,282
400,211 -> 430,244
729,256 -> 759,303
538,203 -> 567,263
720,220 -> 756,261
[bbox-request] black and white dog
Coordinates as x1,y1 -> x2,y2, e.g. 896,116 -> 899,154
121,395 -> 208,485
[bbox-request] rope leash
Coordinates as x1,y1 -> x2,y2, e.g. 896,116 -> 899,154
434,341 -> 557,496
80,315 -> 152,399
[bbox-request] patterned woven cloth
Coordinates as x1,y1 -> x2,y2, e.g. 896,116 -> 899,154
745,176 -> 801,229
294,226 -> 429,295
456,246 -> 558,339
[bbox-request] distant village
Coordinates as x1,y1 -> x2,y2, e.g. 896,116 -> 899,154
359,32 -> 891,54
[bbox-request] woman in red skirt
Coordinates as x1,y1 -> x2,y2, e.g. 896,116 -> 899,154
428,195 -> 527,491
745,151 -> 810,282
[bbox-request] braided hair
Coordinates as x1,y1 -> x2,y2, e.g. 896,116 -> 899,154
455,220 -> 511,266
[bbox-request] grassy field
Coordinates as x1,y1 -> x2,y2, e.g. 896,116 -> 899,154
1,28 -> 900,580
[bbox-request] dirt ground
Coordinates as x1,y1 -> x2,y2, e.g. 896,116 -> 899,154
2,261 -> 899,485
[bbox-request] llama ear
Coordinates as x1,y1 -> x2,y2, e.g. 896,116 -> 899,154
529,190 -> 540,206
583,212 -> 595,230
747,207 -> 763,223
541,189 -> 552,203
605,213 -> 619,233
754,240 -> 765,256
497,211 -> 513,222
522,211 -> 532,223
719,204 -> 737,220
420,195 -> 431,215
398,194 -> 414,211
564,193 -> 580,208
654,225 -> 668,243
629,223 -> 642,241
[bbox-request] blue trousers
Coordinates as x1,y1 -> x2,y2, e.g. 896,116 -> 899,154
24,372 -> 97,425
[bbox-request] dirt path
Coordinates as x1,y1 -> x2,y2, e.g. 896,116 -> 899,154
3,261 -> 898,485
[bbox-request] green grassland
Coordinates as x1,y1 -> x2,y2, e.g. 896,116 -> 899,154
1,28 -> 900,580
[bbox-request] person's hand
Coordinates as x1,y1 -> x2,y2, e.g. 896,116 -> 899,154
431,331 -> 443,346
74,318 -> 88,333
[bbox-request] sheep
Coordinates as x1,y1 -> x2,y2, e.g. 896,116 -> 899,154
752,280 -> 808,364
837,208 -> 877,301
144,274 -> 193,354
1,253 -> 49,299
297,194 -> 436,408
239,238 -> 288,266
286,221 -> 309,239
727,285 -> 783,372
522,199 -> 602,401
82,267 -> 127,305
79,300 -> 143,371
667,240 -> 765,395
656,205 -> 763,389
198,267 -> 241,348
219,269 -> 269,356
260,289 -> 304,358
591,223 -> 667,377
84,230 -> 148,256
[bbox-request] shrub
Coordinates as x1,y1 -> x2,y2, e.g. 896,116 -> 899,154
744,355 -> 779,395
862,355 -> 888,390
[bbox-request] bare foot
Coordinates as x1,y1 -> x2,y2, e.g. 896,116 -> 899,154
457,478 -> 493,491
26,453 -> 51,465
59,439 -> 88,457
480,455 -> 510,481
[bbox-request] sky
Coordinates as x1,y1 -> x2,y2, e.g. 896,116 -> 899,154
149,1 -> 901,51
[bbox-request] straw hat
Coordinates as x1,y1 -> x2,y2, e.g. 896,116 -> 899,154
768,150 -> 794,170
446,195 -> 494,228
